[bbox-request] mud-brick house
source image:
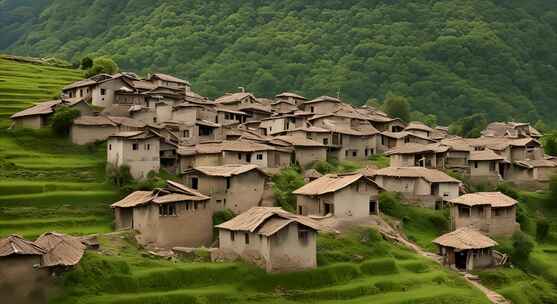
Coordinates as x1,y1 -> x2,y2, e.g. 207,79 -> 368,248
378,131 -> 436,152
448,192 -> 519,237
107,130 -> 160,179
275,92 -> 308,106
481,121 -> 542,140
216,207 -> 322,272
237,103 -> 273,122
510,159 -> 557,183
111,180 -> 212,248
10,98 -> 92,129
404,121 -> 434,138
468,149 -> 505,183
63,73 -> 139,108
433,227 -> 498,271
0,235 -> 49,303
182,165 -> 268,214
269,135 -> 327,167
299,96 -> 341,114
371,167 -> 461,208
385,143 -> 449,169
70,115 -> 146,145
146,73 -> 191,93
293,173 -> 383,218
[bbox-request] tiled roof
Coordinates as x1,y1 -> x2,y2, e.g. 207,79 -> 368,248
373,167 -> 460,183
433,227 -> 497,250
293,173 -> 382,196
186,164 -> 265,177
0,235 -> 45,257
448,192 -> 517,207
35,232 -> 86,267
10,100 -> 62,119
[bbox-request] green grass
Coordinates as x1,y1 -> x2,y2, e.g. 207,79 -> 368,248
53,229 -> 490,304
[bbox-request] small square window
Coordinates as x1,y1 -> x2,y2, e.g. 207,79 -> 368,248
245,233 -> 250,244
256,154 -> 263,160
230,231 -> 235,241
108,144 -> 112,150
100,88 -> 106,95
132,143 -> 139,150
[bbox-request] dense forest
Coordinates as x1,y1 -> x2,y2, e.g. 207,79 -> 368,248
1,0 -> 557,126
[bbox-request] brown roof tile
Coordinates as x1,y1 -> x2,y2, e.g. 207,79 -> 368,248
448,192 -> 517,207
433,227 -> 497,249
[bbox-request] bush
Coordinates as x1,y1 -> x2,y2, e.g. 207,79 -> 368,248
272,167 -> 304,211
378,191 -> 404,218
213,209 -> 235,226
511,231 -> 535,266
536,218 -> 550,242
496,182 -> 519,199
312,160 -> 336,174
50,106 -> 80,136
399,261 -> 430,273
360,258 -> 398,275
80,56 -> 93,69
86,56 -> 119,77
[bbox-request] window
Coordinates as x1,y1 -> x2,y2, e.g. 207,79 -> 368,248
404,136 -> 410,143
79,89 -> 83,97
310,106 -> 315,113
306,132 -> 312,139
245,233 -> 250,244
108,144 -> 112,150
216,200 -> 222,204
145,144 -> 150,150
352,151 -> 357,157
191,177 -> 198,189
100,88 -> 106,96
381,135 -> 385,145
230,231 -> 235,241
298,229 -> 309,245
489,161 -> 496,172
225,113 -> 230,120
345,150 -> 349,157
159,203 -> 176,216
256,154 -> 263,160
223,198 -> 227,206
365,149 -> 369,157
323,138 -> 329,145
183,130 -> 190,137
132,143 -> 139,151
226,177 -> 231,189
153,117 -> 157,123
194,202 -> 199,210
474,161 -> 478,168
246,154 -> 252,163
458,206 -> 470,218
298,205 -> 303,215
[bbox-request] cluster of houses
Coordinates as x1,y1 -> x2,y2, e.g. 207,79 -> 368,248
7,71 -> 553,273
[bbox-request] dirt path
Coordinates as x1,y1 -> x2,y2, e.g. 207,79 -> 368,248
319,216 -> 510,304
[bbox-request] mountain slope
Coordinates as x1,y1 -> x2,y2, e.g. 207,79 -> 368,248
1,0 -> 557,125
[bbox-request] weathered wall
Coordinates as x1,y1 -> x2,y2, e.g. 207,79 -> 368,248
70,124 -> 118,145
0,256 -> 52,304
268,223 -> 317,272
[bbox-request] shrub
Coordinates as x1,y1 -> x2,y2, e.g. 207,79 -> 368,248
50,106 -> 80,136
272,167 -> 304,211
536,218 -> 550,242
312,160 -> 335,174
400,261 -> 429,273
511,231 -> 535,266
378,191 -> 403,218
496,182 -> 519,199
213,209 -> 235,226
86,56 -> 119,77
360,258 -> 398,275
80,56 -> 93,69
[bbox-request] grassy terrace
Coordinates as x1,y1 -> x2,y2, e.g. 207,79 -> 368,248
0,56 -> 119,239
53,229 -> 490,304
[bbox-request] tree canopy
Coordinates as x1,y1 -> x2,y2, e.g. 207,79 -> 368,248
2,0 -> 557,126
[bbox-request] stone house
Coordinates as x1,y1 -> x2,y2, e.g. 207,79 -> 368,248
215,92 -> 257,106
111,180 -> 212,248
260,115 -> 306,135
386,143 -> 448,169
10,98 -> 93,129
216,207 -> 322,272
34,232 -> 86,269
378,131 -> 436,153
70,115 -> 145,145
270,135 -> 327,168
371,166 -> 461,208
404,121 -> 434,138
271,100 -> 299,114
448,192 -> 519,237
63,73 -> 138,108
0,235 -> 49,303
107,130 -> 160,179
299,96 -> 341,114
146,73 -> 191,93
433,227 -> 498,271
511,159 -> 557,183
182,164 -> 268,214
293,173 -> 383,218
237,103 -> 273,122
217,108 -> 248,125
275,92 -> 308,106
468,149 -> 505,183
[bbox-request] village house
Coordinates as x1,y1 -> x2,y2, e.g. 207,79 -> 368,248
0,235 -> 49,303
468,149 -> 506,183
371,166 -> 461,208
215,207 -> 322,272
275,92 -> 308,106
34,232 -> 86,270
214,92 -> 258,107
177,140 -> 292,171
433,227 -> 498,271
107,130 -> 161,179
378,131 -> 436,152
271,99 -> 298,114
511,159 -> 557,183
70,115 -> 146,145
182,164 -> 268,214
404,121 -> 434,138
111,180 -> 212,248
269,135 -> 327,168
386,143 -> 449,169
293,173 -> 383,218
10,98 -> 93,129
299,96 -> 342,114
237,103 -> 273,122
146,73 -> 191,93
481,121 -> 541,140
62,73 -> 139,108
448,192 -> 519,237
260,114 -> 308,135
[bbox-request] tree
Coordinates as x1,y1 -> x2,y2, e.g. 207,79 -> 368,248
544,133 -> 557,156
536,218 -> 550,242
511,231 -> 534,265
86,57 -> 119,77
271,167 -> 304,212
383,94 -> 410,122
80,56 -> 93,70
50,106 -> 80,136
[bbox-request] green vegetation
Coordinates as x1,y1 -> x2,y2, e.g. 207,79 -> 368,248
271,167 -> 305,211
2,1 -> 557,125
0,55 -> 83,128
383,94 -> 410,123
311,159 -> 361,174
50,106 -> 80,136
85,56 -> 119,78
53,228 -> 490,304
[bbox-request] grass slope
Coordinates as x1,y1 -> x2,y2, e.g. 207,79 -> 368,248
53,228 -> 490,304
0,57 -> 119,239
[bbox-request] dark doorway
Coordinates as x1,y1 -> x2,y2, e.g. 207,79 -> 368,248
323,203 -> 334,215
455,250 -> 468,270
298,205 -> 303,215
191,177 -> 198,189
369,201 -> 377,214
498,163 -> 506,179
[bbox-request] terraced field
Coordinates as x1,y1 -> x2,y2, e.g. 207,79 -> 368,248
0,56 -> 119,239
0,56 -> 83,127
54,229 -> 490,304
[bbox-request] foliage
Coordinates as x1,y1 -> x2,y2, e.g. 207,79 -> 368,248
383,94 -> 410,122
85,56 -> 119,77
511,231 -> 535,266
543,133 -> 557,156
536,218 -> 550,242
367,154 -> 390,168
311,159 -> 361,174
495,182 -> 519,200
3,1 -> 557,126
107,165 -> 134,188
213,209 -> 235,226
50,106 -> 80,136
449,113 -> 488,138
80,56 -> 93,70
360,258 -> 398,276
410,111 -> 437,127
271,167 -> 304,211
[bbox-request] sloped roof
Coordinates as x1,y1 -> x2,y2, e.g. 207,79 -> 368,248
275,92 -> 307,100
10,100 -> 62,119
0,235 -> 45,257
515,159 -> 557,168
373,167 -> 460,183
303,96 -> 341,104
111,181 -> 209,208
385,143 -> 448,155
150,73 -> 189,85
111,191 -> 154,208
381,131 -> 435,142
34,232 -> 86,267
405,121 -> 434,133
73,115 -> 117,126
293,173 -> 382,196
433,227 -> 497,250
304,169 -> 323,179
215,207 -> 322,236
215,92 -> 255,104
186,164 -> 265,177
273,135 -> 325,147
237,103 -> 272,114
448,192 -> 517,207
469,150 -> 505,161
152,193 -> 208,203
62,78 -> 98,90
177,140 -> 281,155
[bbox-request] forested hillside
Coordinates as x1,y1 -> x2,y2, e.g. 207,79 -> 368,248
2,0 -> 557,125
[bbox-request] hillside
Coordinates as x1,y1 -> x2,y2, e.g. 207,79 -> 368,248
0,57 -> 119,239
2,0 -> 557,125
